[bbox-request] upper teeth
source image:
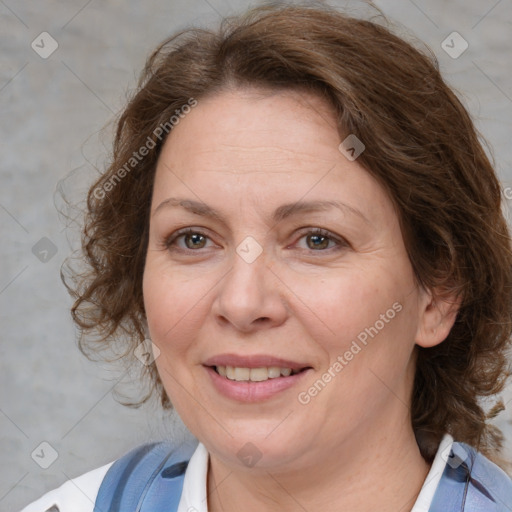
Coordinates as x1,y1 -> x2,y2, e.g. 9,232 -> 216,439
216,366 -> 298,381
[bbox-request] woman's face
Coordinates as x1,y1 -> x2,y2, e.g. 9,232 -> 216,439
143,88 -> 432,471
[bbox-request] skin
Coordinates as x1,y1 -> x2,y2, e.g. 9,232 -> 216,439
142,88 -> 459,512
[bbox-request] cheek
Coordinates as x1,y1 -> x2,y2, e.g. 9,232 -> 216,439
286,269 -> 401,340
142,263 -> 208,401
142,260 -> 204,346
286,266 -> 418,379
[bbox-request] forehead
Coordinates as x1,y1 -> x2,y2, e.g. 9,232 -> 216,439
151,88 -> 392,224
158,88 -> 339,171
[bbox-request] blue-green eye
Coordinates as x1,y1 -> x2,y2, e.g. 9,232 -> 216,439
305,232 -> 331,250
296,228 -> 344,251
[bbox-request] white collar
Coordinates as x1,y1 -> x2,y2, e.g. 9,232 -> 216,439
178,434 -> 454,512
178,441 -> 209,512
411,433 -> 453,511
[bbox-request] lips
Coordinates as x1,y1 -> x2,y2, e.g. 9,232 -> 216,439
203,354 -> 313,402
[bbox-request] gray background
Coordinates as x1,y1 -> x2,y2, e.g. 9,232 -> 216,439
1,1 -> 511,510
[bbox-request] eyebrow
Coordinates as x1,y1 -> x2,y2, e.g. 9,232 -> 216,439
153,197 -> 369,225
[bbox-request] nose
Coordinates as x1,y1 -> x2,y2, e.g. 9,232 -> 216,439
211,248 -> 288,333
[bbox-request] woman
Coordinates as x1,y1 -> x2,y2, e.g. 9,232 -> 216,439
22,4 -> 512,511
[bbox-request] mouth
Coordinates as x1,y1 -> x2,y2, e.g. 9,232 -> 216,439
205,364 -> 313,402
203,354 -> 313,401
210,365 -> 309,382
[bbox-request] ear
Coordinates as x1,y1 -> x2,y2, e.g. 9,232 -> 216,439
415,287 -> 462,348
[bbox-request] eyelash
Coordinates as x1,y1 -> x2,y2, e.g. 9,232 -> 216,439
164,227 -> 347,254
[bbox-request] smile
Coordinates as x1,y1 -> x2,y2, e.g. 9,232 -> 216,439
205,364 -> 312,402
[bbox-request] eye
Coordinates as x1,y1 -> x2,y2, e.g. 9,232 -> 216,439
165,228 -> 214,251
163,227 -> 347,253
295,228 -> 346,251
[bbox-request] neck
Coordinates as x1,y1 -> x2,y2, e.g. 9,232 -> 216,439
207,419 -> 430,512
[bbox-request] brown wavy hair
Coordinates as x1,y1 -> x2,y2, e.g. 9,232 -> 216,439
64,3 -> 512,464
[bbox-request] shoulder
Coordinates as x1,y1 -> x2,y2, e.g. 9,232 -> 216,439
433,441 -> 512,512
19,440 -> 199,512
20,463 -> 113,512
462,442 -> 512,508
95,440 -> 198,510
